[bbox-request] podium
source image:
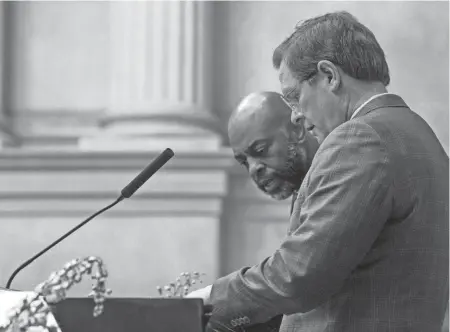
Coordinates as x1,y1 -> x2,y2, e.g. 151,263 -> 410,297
51,298 -> 211,332
51,298 -> 282,332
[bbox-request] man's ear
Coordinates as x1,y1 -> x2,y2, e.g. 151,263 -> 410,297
288,120 -> 307,143
317,60 -> 341,92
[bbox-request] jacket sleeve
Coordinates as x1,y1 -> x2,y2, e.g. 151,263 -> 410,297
207,121 -> 394,330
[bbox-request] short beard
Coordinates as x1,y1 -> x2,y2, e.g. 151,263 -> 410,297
268,140 -> 305,201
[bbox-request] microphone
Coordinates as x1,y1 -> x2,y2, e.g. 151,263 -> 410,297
121,148 -> 174,198
5,148 -> 175,289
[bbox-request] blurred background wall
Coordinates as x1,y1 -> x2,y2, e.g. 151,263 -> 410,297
0,1 -> 448,302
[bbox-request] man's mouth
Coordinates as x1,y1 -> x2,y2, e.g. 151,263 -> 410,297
261,178 -> 278,192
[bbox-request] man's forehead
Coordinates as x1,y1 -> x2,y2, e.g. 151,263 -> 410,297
230,118 -> 271,141
229,91 -> 293,151
229,113 -> 280,151
278,60 -> 289,81
278,70 -> 284,84
278,62 -> 297,93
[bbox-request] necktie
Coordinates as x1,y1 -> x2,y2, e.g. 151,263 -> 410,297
290,191 -> 298,215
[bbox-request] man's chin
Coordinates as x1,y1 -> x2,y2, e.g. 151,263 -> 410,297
257,179 -> 296,200
268,190 -> 293,201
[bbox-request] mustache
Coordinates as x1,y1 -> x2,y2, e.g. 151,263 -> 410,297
254,146 -> 297,187
254,140 -> 308,188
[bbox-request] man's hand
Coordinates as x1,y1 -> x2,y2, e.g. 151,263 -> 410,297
185,285 -> 212,305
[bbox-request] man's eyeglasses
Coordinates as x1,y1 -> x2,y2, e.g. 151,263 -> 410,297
281,89 -> 299,110
280,72 -> 317,110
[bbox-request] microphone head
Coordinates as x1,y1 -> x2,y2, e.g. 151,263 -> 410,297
120,148 -> 175,199
163,148 -> 175,159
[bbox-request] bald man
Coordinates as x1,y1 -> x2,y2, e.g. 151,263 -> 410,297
223,91 -> 318,332
228,91 -> 318,208
190,92 -> 318,332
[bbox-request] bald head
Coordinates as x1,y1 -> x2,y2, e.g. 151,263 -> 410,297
232,91 -> 291,118
228,91 -> 291,140
228,91 -> 296,148
228,91 -> 319,201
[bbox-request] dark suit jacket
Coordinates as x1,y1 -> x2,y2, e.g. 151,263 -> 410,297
208,95 -> 449,332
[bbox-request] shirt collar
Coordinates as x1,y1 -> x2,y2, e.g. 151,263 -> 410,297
350,93 -> 395,120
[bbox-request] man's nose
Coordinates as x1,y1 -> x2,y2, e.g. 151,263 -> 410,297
291,109 -> 305,126
248,160 -> 264,180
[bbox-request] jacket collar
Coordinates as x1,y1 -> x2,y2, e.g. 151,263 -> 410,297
350,93 -> 409,120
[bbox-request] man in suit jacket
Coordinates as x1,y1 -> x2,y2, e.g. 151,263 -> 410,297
225,91 -> 319,332
188,11 -> 449,332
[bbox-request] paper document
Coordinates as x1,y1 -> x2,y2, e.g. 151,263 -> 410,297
0,289 -> 61,332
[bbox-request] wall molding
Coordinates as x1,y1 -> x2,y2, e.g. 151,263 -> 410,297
0,148 -> 233,294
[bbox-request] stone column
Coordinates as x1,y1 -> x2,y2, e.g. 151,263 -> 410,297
0,1 -> 6,148
79,1 -> 223,152
0,1 -> 17,148
76,1 -> 230,284
0,1 -> 3,123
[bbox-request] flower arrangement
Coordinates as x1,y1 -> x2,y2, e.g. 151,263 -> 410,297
0,256 -> 110,332
0,256 -> 205,332
156,272 -> 205,298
